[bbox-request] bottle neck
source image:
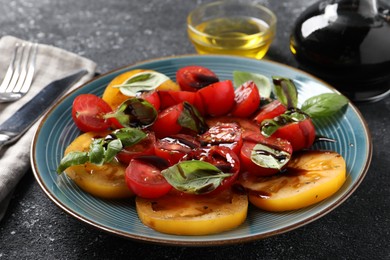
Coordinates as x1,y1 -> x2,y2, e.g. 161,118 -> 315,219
332,0 -> 378,17
356,0 -> 378,17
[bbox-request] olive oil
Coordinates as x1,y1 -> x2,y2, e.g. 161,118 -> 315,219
188,16 -> 274,59
290,0 -> 390,102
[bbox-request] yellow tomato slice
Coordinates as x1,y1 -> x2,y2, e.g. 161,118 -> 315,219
64,131 -> 134,199
136,189 -> 248,235
238,150 -> 346,211
102,69 -> 180,109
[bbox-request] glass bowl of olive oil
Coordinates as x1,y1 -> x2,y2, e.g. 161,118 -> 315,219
187,1 -> 277,59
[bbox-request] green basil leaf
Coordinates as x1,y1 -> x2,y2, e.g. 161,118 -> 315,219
251,143 -> 291,170
56,151 -> 89,174
112,71 -> 170,96
104,98 -> 157,128
289,111 -> 307,122
112,127 -> 146,147
301,93 -> 349,118
105,139 -> 123,163
161,160 -> 232,194
126,73 -> 152,83
178,102 -> 208,134
233,71 -> 271,98
260,119 -> 280,137
272,76 -> 298,108
57,127 -> 148,174
89,139 -> 105,165
105,102 -> 129,126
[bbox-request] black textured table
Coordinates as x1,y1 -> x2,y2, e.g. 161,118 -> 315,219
1,1 -> 389,259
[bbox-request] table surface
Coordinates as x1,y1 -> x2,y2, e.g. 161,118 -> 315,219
1,0 -> 389,259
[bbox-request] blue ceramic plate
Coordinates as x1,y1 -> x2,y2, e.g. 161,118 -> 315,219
31,55 -> 372,246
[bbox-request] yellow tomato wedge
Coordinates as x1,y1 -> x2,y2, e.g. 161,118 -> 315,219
64,131 -> 134,199
102,69 -> 180,109
136,189 -> 248,235
238,150 -> 346,212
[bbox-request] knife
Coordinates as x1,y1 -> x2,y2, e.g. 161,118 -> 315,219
0,69 -> 88,153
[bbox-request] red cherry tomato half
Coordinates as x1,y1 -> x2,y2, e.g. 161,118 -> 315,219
231,81 -> 261,117
176,65 -> 219,92
253,100 -> 286,124
271,117 -> 316,151
71,94 -> 113,132
196,80 -> 235,117
116,132 -> 156,165
198,122 -> 243,156
182,146 -> 240,195
240,133 -> 293,176
154,134 -> 201,165
138,91 -> 161,111
158,90 -> 196,110
125,156 -> 172,199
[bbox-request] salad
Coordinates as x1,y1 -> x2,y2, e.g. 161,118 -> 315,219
57,65 -> 349,236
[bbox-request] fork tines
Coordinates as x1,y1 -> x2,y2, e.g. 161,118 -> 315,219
0,42 -> 38,94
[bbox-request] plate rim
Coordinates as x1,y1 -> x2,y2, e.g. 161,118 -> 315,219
31,54 -> 373,246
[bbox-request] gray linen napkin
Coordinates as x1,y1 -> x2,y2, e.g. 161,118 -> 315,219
0,35 -> 97,221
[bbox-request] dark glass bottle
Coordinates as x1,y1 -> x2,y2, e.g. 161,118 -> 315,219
290,0 -> 390,102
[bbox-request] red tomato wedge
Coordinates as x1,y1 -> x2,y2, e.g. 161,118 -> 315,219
198,122 -> 243,156
154,134 -> 200,165
207,117 -> 261,140
151,103 -> 184,138
72,94 -> 113,132
158,90 -> 196,110
182,146 -> 241,195
254,100 -> 286,124
138,91 -> 161,111
125,156 -> 172,199
193,92 -> 206,115
196,80 -> 235,117
116,132 -> 156,165
271,117 -> 316,151
231,81 -> 261,117
176,65 -> 219,92
240,133 -> 293,176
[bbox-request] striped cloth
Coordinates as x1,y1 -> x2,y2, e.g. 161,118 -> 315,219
0,35 -> 97,220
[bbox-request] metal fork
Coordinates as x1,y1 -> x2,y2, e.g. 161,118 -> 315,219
0,42 -> 38,103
